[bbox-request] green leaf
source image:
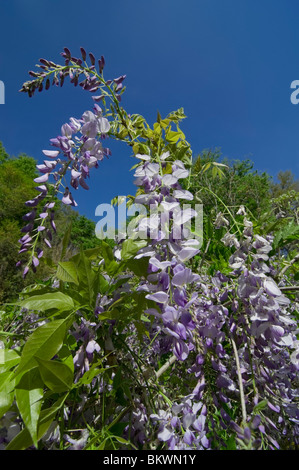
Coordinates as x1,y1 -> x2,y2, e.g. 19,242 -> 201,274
60,222 -> 72,261
100,241 -> 120,276
96,309 -> 120,321
126,257 -> 149,277
56,261 -> 79,285
15,367 -> 43,448
111,435 -> 131,445
225,435 -> 237,450
6,394 -> 68,450
76,250 -> 96,305
81,246 -> 103,259
15,318 -> 68,377
18,292 -> 75,312
202,162 -> 211,173
273,221 -> 299,250
0,348 -> 20,373
35,357 -> 73,393
58,346 -> 74,373
253,399 -> 268,413
166,130 -> 182,143
78,365 -> 108,386
0,371 -> 15,419
121,239 -> 147,261
96,273 -> 110,295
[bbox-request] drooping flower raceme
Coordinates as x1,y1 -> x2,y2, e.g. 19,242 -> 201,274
18,101 -> 111,277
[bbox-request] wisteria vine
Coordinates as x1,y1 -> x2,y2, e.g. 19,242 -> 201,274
0,48 -> 298,451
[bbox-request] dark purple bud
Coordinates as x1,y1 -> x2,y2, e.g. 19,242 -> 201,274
230,421 -> 243,434
88,86 -> 99,93
80,47 -> 87,61
22,211 -> 36,221
45,78 -> 50,90
16,261 -> 22,268
220,408 -> 231,423
63,47 -> 71,59
98,56 -> 105,73
38,82 -> 43,92
71,57 -> 82,66
70,177 -> 79,190
79,176 -> 89,190
39,58 -> 50,67
92,95 -> 104,102
19,248 -> 29,254
113,75 -> 126,85
89,52 -> 95,65
21,223 -> 34,233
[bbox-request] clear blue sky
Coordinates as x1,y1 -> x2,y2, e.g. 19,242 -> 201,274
0,0 -> 299,221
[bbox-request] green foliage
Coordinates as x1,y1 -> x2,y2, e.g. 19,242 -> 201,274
0,148 -> 38,302
190,149 -> 272,218
0,142 -> 9,163
271,170 -> 299,198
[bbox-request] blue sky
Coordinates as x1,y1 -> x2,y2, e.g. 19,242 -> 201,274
0,0 -> 299,221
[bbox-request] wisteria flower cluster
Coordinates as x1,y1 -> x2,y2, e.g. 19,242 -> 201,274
17,47 -> 125,278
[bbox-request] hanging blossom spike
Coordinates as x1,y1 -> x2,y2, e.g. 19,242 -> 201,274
18,48 -> 122,277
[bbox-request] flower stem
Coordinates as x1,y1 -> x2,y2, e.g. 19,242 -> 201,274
230,335 -> 247,425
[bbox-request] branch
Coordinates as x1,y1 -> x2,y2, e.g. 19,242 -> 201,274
230,335 -> 247,425
279,253 -> 299,277
279,286 -> 299,292
155,354 -> 177,379
199,239 -> 211,269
